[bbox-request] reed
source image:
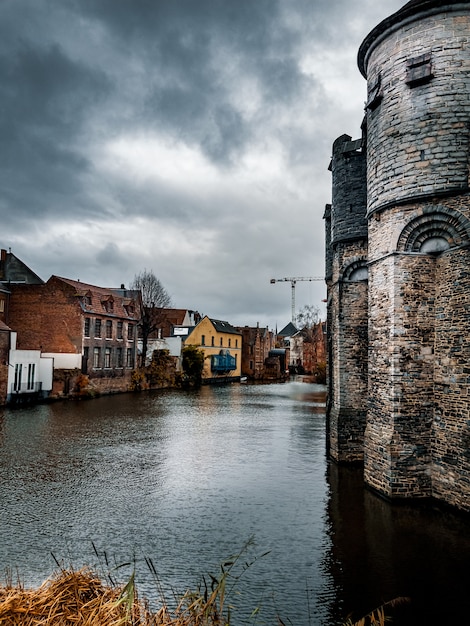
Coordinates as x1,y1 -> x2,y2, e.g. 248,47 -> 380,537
0,547 -> 409,625
0,566 -> 232,626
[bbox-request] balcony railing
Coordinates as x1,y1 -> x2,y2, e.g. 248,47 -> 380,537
211,352 -> 236,373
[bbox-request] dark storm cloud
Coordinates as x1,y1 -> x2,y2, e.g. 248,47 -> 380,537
0,35 -> 111,220
0,0 -> 406,327
74,0 -> 312,164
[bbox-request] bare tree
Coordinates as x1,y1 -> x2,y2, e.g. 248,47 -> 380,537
295,305 -> 320,333
130,270 -> 172,366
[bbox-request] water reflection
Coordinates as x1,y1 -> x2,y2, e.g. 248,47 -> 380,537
0,383 -> 469,625
325,463 -> 470,626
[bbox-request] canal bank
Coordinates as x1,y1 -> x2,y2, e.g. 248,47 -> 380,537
0,381 -> 469,625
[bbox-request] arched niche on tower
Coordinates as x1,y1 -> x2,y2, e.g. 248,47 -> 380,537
396,206 -> 470,254
342,259 -> 368,282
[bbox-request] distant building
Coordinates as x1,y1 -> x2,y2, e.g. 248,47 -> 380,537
184,316 -> 242,383
0,249 -> 53,405
237,324 -> 275,380
141,308 -> 201,366
7,275 -> 141,398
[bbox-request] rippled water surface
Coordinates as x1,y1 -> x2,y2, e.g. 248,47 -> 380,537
0,381 -> 469,625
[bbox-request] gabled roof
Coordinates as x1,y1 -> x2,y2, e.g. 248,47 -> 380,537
155,308 -> 192,326
277,322 -> 298,337
210,318 -> 242,335
50,276 -> 141,320
0,249 -> 44,285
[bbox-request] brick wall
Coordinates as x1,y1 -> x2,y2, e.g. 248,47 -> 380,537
9,281 -> 82,353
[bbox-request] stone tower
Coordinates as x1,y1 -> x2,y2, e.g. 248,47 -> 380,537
326,0 -> 470,512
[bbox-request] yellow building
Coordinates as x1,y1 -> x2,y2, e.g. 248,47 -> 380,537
184,316 -> 242,383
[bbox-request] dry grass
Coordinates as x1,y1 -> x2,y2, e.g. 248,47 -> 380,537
0,567 -> 229,626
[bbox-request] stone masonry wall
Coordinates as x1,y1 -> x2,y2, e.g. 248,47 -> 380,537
330,135 -> 367,243
366,196 -> 470,508
366,243 -> 436,498
328,238 -> 368,463
433,245 -> 470,510
365,10 -> 470,215
327,2 -> 470,511
327,133 -> 368,463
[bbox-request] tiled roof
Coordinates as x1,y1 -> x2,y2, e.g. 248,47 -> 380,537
51,276 -> 141,320
210,319 -> 242,335
277,322 -> 298,337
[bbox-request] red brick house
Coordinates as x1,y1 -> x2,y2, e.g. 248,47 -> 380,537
8,276 -> 142,397
237,324 -> 275,380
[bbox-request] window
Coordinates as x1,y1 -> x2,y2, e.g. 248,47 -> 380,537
84,318 -> 90,337
117,321 -> 123,339
104,347 -> 111,368
366,73 -> 383,110
126,348 -> 134,368
236,339 -> 238,348
211,336 -> 215,346
27,364 -> 35,390
228,338 -> 231,348
14,363 -> 22,391
106,320 -> 113,339
93,347 -> 100,368
406,53 -> 433,87
201,335 -> 205,346
117,347 -> 123,368
0,298 -> 4,313
128,324 -> 134,340
95,319 -> 102,338
220,338 -> 223,347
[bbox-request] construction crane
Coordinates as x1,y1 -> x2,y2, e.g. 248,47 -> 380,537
270,276 -> 323,322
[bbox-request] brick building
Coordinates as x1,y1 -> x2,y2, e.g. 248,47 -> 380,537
8,276 -> 141,397
237,324 -> 275,380
326,0 -> 470,512
0,249 -> 53,404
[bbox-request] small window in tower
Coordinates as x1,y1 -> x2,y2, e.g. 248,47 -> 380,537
406,53 -> 433,87
365,73 -> 383,111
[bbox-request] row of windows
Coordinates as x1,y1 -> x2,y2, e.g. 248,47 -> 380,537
84,346 -> 135,369
200,335 -> 238,348
83,295 -> 136,316
84,318 -> 135,340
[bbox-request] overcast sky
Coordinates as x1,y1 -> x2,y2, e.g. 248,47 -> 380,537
1,0 -> 405,330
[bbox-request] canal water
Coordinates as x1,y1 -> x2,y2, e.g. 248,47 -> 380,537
0,381 -> 469,625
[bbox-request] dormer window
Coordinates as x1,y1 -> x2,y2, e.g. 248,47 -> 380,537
406,53 -> 433,87
124,302 -> 135,316
102,297 -> 114,313
82,291 -> 92,307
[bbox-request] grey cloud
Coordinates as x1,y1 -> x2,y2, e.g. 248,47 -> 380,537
0,38 -> 111,220
0,0 -> 405,327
